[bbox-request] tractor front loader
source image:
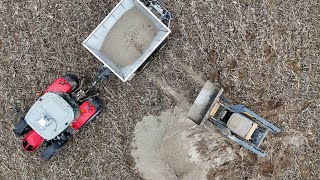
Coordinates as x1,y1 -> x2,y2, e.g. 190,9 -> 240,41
187,81 -> 281,157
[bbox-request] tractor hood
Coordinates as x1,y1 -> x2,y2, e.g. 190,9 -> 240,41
25,93 -> 75,140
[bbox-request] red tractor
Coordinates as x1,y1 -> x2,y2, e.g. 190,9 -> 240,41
14,67 -> 112,159
12,0 -> 173,159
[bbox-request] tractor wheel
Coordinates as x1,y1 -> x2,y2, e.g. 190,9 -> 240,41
62,74 -> 79,91
14,117 -> 31,136
87,97 -> 103,112
42,140 -> 65,160
83,98 -> 103,126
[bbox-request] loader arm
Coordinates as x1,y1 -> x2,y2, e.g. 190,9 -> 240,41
227,135 -> 267,157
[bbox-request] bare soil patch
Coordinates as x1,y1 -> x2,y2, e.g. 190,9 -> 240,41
132,106 -> 237,180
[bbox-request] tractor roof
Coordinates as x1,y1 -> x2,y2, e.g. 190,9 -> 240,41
25,93 -> 75,140
227,113 -> 255,138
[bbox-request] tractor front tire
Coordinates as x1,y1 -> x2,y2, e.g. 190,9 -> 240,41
62,74 -> 79,91
14,118 -> 31,136
42,141 -> 65,160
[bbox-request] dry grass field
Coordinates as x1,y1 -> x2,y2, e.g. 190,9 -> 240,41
0,0 -> 319,179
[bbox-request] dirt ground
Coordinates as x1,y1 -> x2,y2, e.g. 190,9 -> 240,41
0,0 -> 319,179
132,106 -> 238,180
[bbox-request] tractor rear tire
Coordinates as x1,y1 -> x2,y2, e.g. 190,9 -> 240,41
13,117 -> 31,136
87,97 -> 103,112
82,98 -> 103,127
62,74 -> 79,91
42,141 -> 65,160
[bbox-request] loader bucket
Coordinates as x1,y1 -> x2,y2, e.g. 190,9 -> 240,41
187,81 -> 222,125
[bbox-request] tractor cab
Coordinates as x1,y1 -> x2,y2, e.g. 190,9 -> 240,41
213,103 -> 261,142
25,92 -> 79,140
211,103 -> 257,139
21,92 -> 80,152
218,107 -> 270,147
226,113 -> 258,141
